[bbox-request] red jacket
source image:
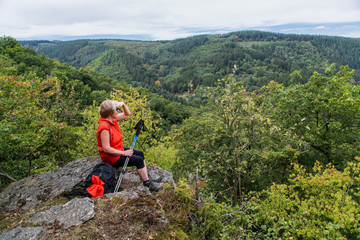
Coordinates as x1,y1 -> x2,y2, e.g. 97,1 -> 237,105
96,118 -> 124,165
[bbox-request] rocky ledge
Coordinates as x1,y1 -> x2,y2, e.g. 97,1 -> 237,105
0,156 -> 176,240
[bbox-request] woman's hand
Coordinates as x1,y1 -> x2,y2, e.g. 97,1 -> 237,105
114,102 -> 131,121
122,149 -> 133,157
116,102 -> 125,108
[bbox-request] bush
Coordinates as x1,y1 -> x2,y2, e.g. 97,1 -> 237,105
250,159 -> 360,239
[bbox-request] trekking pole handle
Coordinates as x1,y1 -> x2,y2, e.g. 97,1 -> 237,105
134,119 -> 145,136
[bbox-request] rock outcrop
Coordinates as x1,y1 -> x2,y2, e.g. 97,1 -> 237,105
0,227 -> 43,240
0,156 -> 101,211
0,156 -> 176,240
0,156 -> 175,211
30,198 -> 96,229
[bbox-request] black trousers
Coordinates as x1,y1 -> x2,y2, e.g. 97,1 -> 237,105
112,148 -> 145,169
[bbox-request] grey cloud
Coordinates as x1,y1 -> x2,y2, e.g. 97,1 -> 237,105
1,0 -> 360,40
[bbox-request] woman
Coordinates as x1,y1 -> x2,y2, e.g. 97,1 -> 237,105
96,100 -> 160,192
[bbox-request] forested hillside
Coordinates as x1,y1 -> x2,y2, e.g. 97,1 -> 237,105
22,31 -> 360,99
2,33 -> 360,239
0,36 -> 192,187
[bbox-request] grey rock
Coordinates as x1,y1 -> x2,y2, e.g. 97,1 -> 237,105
0,157 -> 175,238
104,189 -> 140,200
0,156 -> 101,210
0,156 -> 174,211
131,185 -> 152,194
0,156 -> 175,240
148,166 -> 176,187
104,185 -> 151,200
29,197 -> 95,229
0,227 -> 43,240
122,166 -> 176,190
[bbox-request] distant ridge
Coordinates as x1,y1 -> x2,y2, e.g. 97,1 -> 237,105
21,31 -> 360,97
17,34 -> 156,41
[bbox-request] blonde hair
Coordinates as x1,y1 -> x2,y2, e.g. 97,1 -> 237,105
99,100 -> 116,118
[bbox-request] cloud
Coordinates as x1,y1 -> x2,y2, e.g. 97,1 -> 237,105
341,25 -> 358,29
1,0 -> 360,40
314,26 -> 328,31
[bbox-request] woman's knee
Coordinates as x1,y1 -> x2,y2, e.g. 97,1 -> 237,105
137,159 -> 145,169
134,149 -> 144,158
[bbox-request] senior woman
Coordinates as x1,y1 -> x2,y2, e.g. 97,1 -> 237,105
96,100 -> 160,192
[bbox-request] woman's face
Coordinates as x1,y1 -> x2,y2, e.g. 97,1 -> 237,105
109,106 -> 119,118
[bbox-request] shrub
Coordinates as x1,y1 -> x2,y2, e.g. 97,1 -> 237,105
250,159 -> 360,239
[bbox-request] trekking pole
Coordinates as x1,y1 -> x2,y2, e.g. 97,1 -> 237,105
114,119 -> 145,193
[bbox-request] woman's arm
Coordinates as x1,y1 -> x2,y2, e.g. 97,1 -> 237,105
114,102 -> 131,122
100,129 -> 133,157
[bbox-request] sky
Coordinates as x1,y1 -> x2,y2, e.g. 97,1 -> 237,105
1,0 -> 360,41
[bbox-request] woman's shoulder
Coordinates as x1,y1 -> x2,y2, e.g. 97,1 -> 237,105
98,118 -> 111,129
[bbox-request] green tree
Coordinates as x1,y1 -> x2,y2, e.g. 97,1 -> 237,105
173,75 -> 296,204
264,65 -> 360,168
251,158 -> 360,239
69,103 -> 100,160
0,73 -> 58,181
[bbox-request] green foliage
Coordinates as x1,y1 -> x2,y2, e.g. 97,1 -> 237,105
69,103 -> 100,160
170,66 -> 360,239
264,65 -> 360,168
172,74 -> 297,204
110,87 -> 160,150
148,95 -> 193,134
0,73 -> 59,179
0,37 -> 127,186
87,49 -> 134,83
0,37 -> 191,186
3,35 -> 360,239
163,180 -> 259,240
21,31 -> 360,102
250,159 -> 360,239
146,139 -> 177,171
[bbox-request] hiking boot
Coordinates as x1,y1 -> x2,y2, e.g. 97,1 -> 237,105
143,180 -> 162,192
